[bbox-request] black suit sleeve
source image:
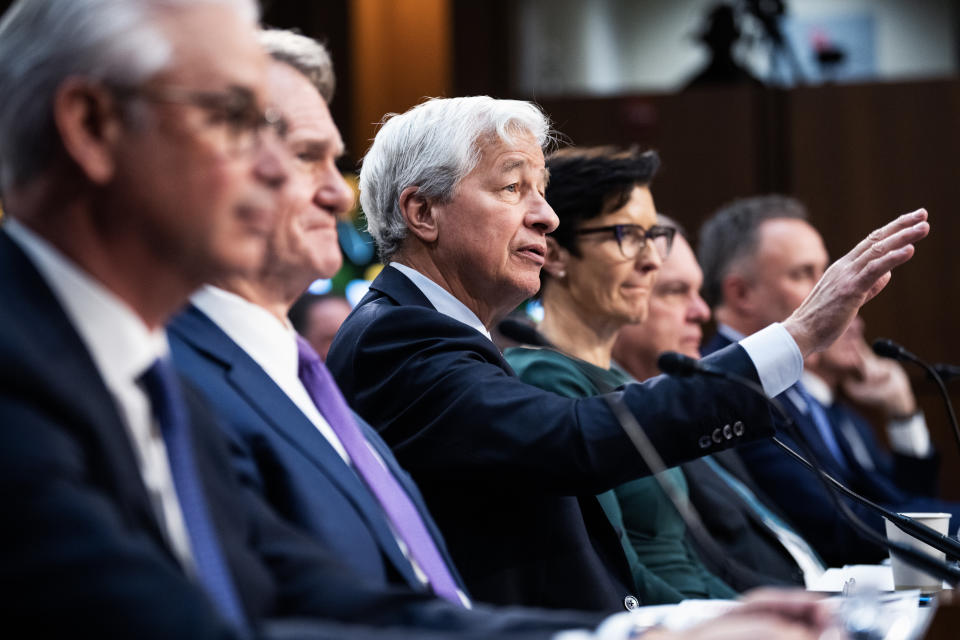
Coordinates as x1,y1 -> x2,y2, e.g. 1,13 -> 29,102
328,302 -> 775,494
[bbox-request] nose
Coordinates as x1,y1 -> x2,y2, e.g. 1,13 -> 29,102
253,129 -> 290,190
688,291 -> 711,324
314,164 -> 356,218
527,192 -> 559,234
636,238 -> 662,272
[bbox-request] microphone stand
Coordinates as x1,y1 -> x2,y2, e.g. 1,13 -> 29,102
657,353 -> 960,587
601,393 -> 777,591
771,437 -> 960,561
873,339 -> 960,457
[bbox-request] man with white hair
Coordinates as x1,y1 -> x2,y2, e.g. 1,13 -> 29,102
0,3 -> 609,638
327,95 -> 928,611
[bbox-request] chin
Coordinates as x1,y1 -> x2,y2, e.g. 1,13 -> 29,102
312,256 -> 344,280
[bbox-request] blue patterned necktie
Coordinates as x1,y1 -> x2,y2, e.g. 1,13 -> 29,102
296,336 -> 464,605
140,358 -> 247,628
793,381 -> 848,472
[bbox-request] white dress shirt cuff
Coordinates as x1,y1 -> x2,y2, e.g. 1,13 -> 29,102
739,322 -> 804,398
886,411 -> 933,458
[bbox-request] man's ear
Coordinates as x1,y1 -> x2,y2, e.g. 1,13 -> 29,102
722,272 -> 753,313
53,78 -> 125,185
398,186 -> 438,243
543,236 -> 569,279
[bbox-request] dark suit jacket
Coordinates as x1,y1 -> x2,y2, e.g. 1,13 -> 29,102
326,265 -> 778,612
683,450 -> 805,589
703,332 -> 960,567
0,231 -> 604,639
168,304 -> 465,595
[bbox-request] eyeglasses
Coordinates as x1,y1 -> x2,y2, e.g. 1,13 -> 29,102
111,84 -> 288,156
574,223 -> 676,260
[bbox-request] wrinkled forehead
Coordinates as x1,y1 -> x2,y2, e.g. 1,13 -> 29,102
472,130 -> 547,178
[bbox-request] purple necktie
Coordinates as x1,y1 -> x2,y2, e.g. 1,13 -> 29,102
295,336 -> 463,605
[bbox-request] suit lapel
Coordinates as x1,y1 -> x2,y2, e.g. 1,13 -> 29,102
0,232 -> 175,559
365,265 -> 435,309
170,306 -> 425,588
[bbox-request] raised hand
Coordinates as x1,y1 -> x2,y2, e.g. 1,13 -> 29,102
783,209 -> 929,356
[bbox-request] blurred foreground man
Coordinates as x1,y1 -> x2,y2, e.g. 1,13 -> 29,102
699,194 -> 958,567
326,94 -> 927,612
613,218 -> 823,590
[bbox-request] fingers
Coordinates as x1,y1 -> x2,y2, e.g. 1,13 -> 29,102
736,588 -> 833,628
849,209 -> 928,261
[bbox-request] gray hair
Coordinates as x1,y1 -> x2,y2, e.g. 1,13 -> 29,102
0,0 -> 258,191
259,29 -> 335,104
697,194 -> 808,308
359,96 -> 555,261
657,213 -> 689,241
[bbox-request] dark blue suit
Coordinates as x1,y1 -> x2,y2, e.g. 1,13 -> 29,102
704,332 -> 960,566
168,304 -> 465,595
0,229 -> 604,638
327,265 -> 778,612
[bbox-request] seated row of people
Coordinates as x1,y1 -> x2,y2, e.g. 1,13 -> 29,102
0,0 -> 937,637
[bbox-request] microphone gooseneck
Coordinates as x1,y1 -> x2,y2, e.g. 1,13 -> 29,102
871,338 -> 960,456
658,350 -> 960,586
933,363 -> 960,383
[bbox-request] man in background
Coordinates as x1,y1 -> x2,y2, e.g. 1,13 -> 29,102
290,292 -> 354,359
698,194 -> 956,566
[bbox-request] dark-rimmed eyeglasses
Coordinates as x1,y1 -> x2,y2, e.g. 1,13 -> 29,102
573,223 -> 675,260
111,84 -> 288,156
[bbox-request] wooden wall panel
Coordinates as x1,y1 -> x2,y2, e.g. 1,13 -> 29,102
539,80 -> 960,497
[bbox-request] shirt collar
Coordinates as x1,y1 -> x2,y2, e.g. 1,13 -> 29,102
190,285 -> 299,380
5,218 -> 167,385
389,262 -> 492,341
800,370 -> 834,406
717,323 -> 746,343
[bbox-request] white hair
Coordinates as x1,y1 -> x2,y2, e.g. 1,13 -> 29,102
259,29 -> 335,104
359,96 -> 554,261
0,0 -> 258,191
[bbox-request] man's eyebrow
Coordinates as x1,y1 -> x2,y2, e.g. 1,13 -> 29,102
293,138 -> 345,158
499,159 -> 525,174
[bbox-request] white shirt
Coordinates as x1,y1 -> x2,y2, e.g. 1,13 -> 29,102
5,219 -> 195,571
714,323 -> 804,398
390,263 -> 492,341
191,285 -> 350,463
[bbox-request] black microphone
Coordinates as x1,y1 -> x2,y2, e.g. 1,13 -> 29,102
872,338 -> 918,362
933,363 -> 960,383
496,317 -> 552,347
658,351 -> 960,585
657,351 -> 709,377
872,338 -> 960,456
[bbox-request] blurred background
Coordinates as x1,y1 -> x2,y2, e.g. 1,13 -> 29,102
2,0 -> 959,491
